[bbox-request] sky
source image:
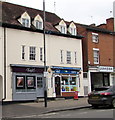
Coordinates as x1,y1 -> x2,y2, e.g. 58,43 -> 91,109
4,0 -> 115,25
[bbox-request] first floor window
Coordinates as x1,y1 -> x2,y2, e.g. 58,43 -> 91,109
74,51 -> 77,64
29,46 -> 36,60
60,50 -> 64,63
67,51 -> 71,64
21,45 -> 25,60
93,49 -> 99,64
40,47 -> 43,61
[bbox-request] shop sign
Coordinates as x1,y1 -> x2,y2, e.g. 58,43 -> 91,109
51,66 -> 81,71
54,69 -> 78,74
11,66 -> 44,73
98,66 -> 113,72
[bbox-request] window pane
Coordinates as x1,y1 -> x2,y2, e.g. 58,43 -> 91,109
93,50 -> 99,64
40,47 -> 43,61
29,47 -> 36,60
60,50 -> 64,63
67,51 -> 71,64
21,46 -> 25,60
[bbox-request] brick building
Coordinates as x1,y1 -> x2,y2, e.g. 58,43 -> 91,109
77,18 -> 115,94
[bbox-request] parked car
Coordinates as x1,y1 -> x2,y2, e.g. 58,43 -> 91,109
88,86 -> 115,108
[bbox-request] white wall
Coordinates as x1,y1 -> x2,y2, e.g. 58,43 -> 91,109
4,27 -> 83,100
46,34 -> 82,68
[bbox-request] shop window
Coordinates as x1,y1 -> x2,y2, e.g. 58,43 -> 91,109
37,77 -> 43,88
61,76 -> 77,92
15,75 -> 36,92
16,76 -> 25,89
26,76 -> 36,89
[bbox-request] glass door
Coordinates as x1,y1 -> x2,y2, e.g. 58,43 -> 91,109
36,75 -> 44,97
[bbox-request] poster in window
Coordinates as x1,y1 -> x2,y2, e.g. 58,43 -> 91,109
26,76 -> 35,88
16,76 -> 25,89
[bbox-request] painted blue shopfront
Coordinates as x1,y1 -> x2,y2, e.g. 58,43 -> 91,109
51,66 -> 81,97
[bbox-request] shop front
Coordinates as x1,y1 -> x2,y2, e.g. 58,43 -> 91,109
89,66 -> 114,91
51,66 -> 81,97
11,64 -> 44,101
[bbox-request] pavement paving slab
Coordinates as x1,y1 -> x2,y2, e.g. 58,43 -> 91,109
2,97 -> 90,118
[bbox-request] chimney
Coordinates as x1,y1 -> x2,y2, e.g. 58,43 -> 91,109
106,18 -> 114,31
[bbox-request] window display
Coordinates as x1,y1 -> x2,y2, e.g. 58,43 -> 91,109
61,76 -> 77,92
16,76 -> 25,89
26,76 -> 36,89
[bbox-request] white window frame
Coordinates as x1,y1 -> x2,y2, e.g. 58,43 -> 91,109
70,27 -> 76,35
40,47 -> 43,61
93,48 -> 99,64
60,26 -> 66,34
21,45 -> 25,60
66,51 -> 71,64
60,50 -> 64,64
35,20 -> 43,30
74,51 -> 77,64
22,18 -> 30,27
92,33 -> 99,43
29,46 -> 36,61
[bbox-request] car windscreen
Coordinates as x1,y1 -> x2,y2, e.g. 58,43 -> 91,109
94,87 -> 112,92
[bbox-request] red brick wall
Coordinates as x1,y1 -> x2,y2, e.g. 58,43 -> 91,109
88,31 -> 114,66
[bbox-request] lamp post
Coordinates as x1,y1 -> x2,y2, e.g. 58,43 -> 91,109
43,0 -> 47,107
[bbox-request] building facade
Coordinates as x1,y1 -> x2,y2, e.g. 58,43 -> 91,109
0,2 -> 83,101
77,18 -> 115,94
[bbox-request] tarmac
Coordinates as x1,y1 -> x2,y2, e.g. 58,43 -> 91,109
2,97 -> 91,118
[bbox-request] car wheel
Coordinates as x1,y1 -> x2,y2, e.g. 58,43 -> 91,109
112,99 -> 115,108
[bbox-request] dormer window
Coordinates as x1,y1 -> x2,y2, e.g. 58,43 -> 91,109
70,27 -> 76,35
33,14 -> 43,30
68,22 -> 77,36
19,12 -> 31,28
60,26 -> 66,34
22,18 -> 29,27
35,20 -> 42,29
55,20 -> 67,34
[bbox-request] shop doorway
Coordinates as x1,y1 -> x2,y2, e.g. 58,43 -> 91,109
0,76 -> 3,100
55,76 -> 61,97
36,75 -> 44,97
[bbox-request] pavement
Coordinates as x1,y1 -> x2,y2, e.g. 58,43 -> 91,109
2,97 -> 91,118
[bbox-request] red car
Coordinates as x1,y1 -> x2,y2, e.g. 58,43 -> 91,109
88,86 -> 115,108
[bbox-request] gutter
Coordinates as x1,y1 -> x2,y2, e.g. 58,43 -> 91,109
2,27 -> 6,101
1,22 -> 84,39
